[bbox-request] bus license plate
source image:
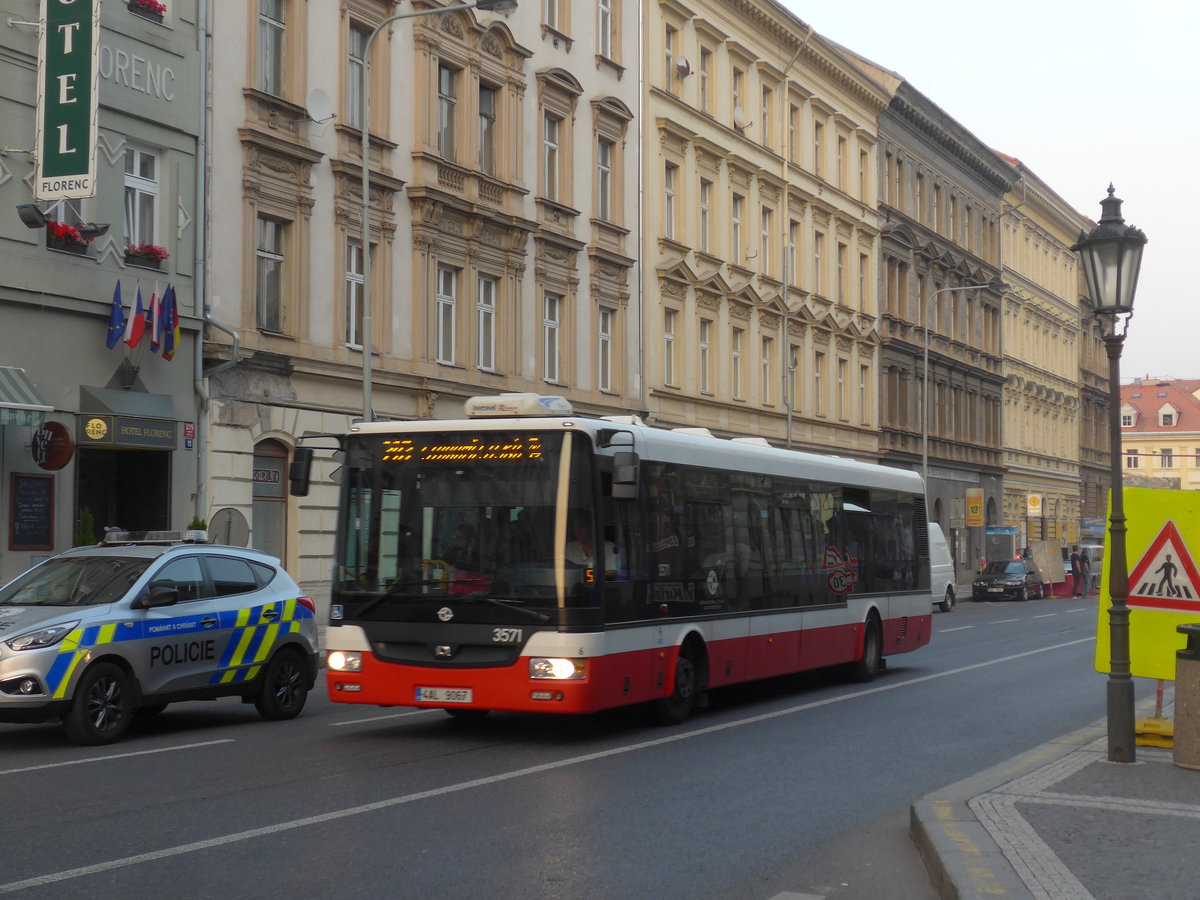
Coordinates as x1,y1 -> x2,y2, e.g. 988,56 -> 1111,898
415,687 -> 473,703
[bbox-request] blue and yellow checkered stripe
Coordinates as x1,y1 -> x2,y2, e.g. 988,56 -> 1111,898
210,597 -> 312,685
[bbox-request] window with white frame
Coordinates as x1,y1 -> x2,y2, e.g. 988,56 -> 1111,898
598,307 -> 613,392
760,86 -> 772,148
813,121 -> 823,177
760,336 -> 773,404
478,84 -> 497,176
597,0 -> 612,58
437,64 -> 457,161
698,317 -> 711,393
837,358 -> 848,419
837,241 -> 847,303
596,138 -> 612,221
477,274 -> 496,371
813,231 -> 824,294
346,22 -> 367,129
814,351 -> 824,415
123,146 -> 158,248
788,104 -> 799,162
732,68 -> 743,126
543,292 -> 561,382
663,309 -> 676,385
257,0 -> 285,95
544,0 -> 558,30
664,25 -> 676,91
345,238 -> 364,347
760,207 -> 772,276
543,113 -> 560,201
699,49 -> 711,113
731,326 -> 743,399
255,216 -> 285,332
788,220 -> 798,284
1161,448 -> 1174,468
436,265 -> 458,365
731,193 -> 743,265
699,179 -> 711,252
1161,409 -> 1176,427
859,253 -> 868,310
860,364 -> 869,424
1125,450 -> 1139,469
663,163 -> 676,239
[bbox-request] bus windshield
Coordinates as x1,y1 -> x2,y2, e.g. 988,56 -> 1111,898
334,430 -> 596,615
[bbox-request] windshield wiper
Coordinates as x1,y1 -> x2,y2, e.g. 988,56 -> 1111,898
459,596 -> 552,623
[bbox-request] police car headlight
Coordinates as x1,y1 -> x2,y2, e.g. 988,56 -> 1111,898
327,650 -> 362,672
5,620 -> 79,652
529,658 -> 586,680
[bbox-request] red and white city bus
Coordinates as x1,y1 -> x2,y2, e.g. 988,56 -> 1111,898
305,393 -> 932,722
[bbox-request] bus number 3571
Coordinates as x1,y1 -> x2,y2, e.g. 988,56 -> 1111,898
492,628 -> 523,644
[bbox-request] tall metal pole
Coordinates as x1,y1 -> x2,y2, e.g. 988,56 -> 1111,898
1103,324 -> 1135,762
359,1 -> 497,422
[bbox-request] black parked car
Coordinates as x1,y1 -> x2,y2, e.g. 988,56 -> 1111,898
972,559 -> 1047,601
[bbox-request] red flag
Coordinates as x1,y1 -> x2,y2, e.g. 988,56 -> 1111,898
148,286 -> 161,352
123,283 -> 146,348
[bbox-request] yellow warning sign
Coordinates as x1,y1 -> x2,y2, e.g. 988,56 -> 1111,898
1095,488 -> 1200,681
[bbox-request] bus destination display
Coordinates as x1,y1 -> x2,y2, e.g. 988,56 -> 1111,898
381,434 -> 545,464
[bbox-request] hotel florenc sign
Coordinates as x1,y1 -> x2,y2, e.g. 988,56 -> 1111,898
35,0 -> 100,201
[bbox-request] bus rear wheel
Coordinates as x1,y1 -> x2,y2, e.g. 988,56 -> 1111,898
653,646 -> 700,725
850,615 -> 883,683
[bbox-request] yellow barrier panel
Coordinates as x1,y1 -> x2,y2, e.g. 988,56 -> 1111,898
1095,487 -> 1200,680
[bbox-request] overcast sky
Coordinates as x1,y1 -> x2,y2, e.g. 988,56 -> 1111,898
782,0 -> 1194,382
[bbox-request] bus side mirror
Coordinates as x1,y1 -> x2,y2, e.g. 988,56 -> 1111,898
289,447 -> 314,497
611,451 -> 639,499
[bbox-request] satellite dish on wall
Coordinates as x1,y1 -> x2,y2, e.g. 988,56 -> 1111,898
732,106 -> 749,130
675,57 -> 691,78
305,88 -> 335,124
209,507 -> 251,547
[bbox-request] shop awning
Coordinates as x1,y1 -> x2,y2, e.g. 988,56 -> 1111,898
0,367 -> 52,427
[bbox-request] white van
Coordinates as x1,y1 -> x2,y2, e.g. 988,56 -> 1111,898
928,523 -> 955,612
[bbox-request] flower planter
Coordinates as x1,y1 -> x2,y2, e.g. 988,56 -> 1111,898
47,235 -> 89,255
124,252 -> 162,270
127,1 -> 164,23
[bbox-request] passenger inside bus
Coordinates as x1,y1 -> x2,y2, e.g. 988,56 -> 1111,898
566,513 -> 620,578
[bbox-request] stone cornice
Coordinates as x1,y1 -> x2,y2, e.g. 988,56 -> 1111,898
889,86 -> 1015,194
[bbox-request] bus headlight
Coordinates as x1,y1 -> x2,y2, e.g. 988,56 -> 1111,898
529,657 -> 586,680
327,650 -> 363,672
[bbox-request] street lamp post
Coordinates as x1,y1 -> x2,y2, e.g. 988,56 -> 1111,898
358,0 -> 517,421
1072,185 -> 1147,764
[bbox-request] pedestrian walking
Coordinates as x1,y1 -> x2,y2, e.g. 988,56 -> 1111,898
1080,549 -> 1092,597
1070,545 -> 1083,597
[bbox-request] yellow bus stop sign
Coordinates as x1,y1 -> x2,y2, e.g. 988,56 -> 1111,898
1095,487 -> 1200,680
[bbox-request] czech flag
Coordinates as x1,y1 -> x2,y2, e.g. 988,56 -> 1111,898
105,282 -> 126,350
162,285 -> 180,361
123,283 -> 146,349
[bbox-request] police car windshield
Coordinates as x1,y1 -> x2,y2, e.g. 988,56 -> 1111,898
0,556 -> 151,607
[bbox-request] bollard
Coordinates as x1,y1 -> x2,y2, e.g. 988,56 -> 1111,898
1174,624 -> 1200,770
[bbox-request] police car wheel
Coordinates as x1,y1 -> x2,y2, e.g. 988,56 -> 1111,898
63,662 -> 134,745
254,648 -> 309,720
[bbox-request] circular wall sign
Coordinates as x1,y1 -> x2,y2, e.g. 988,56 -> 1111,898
31,421 -> 74,470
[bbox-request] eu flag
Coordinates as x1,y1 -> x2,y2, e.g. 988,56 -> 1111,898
105,282 -> 126,350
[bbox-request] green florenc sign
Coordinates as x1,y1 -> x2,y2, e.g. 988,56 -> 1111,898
35,0 -> 100,201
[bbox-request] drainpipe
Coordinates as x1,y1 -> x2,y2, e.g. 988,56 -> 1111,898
193,0 -> 211,524
782,25 -> 813,450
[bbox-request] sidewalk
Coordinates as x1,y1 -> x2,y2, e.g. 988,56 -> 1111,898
911,693 -> 1200,899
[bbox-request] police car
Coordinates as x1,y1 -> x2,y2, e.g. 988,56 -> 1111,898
0,531 -> 317,744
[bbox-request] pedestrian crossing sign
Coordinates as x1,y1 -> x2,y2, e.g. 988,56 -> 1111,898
1127,520 -> 1200,612
1096,488 -> 1200,681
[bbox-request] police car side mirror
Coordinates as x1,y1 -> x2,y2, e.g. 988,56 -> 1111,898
133,586 -> 180,610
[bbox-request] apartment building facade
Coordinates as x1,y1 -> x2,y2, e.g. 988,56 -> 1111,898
204,0 -> 640,599
0,0 -> 203,584
997,159 -> 1096,546
1120,378 -> 1200,492
640,0 -> 889,461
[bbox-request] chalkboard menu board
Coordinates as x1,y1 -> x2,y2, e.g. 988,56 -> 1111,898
10,473 -> 53,550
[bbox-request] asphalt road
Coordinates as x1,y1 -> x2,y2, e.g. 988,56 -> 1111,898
0,593 -> 1131,899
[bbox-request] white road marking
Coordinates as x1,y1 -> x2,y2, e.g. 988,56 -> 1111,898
1033,614 -> 1057,619
0,637 -> 1093,894
993,618 -> 1020,624
329,709 -> 437,727
0,740 -> 234,777
938,626 -> 975,633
